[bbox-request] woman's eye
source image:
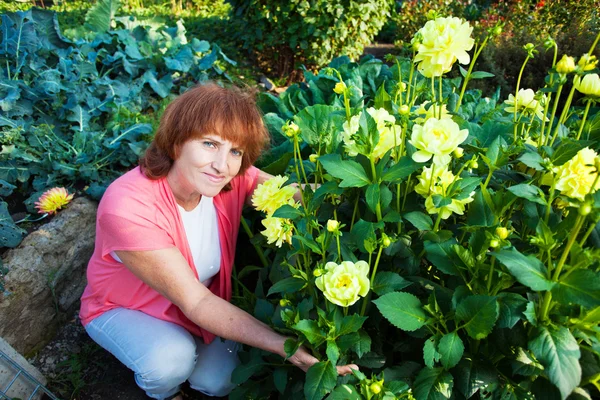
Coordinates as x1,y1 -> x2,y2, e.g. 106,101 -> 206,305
203,141 -> 216,148
231,149 -> 243,157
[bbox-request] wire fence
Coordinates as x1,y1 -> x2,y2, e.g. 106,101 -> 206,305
0,350 -> 60,400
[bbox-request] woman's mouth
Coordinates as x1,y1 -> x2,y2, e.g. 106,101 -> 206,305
204,173 -> 225,183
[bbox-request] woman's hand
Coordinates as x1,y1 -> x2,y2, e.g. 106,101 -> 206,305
288,345 -> 358,376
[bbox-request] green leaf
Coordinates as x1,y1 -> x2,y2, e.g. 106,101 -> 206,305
467,190 -> 495,227
352,330 -> 371,358
455,295 -> 499,340
272,204 -> 304,219
518,151 -> 545,170
294,105 -> 346,152
528,326 -> 581,399
413,367 -> 453,400
267,276 -> 306,296
0,201 -> 25,248
508,183 -> 547,206
438,332 -> 464,369
381,156 -> 423,183
497,292 -> 528,329
552,140 -> 586,166
293,320 -> 327,346
319,154 -> 371,188
304,361 -> 337,400
273,367 -> 288,394
453,358 -> 499,398
85,0 -> 120,33
374,292 -> 427,332
493,248 -> 555,291
284,338 -> 300,358
423,336 -> 441,369
374,83 -> 392,111
511,347 -> 544,377
326,340 -> 340,365
403,211 -> 433,231
552,270 -> 600,308
356,351 -> 386,369
293,235 -> 322,255
469,71 -> 495,79
231,351 -> 265,384
365,183 -> 380,214
372,272 -> 411,296
326,384 -> 360,400
424,239 -> 460,276
336,314 -> 368,337
524,301 -> 538,326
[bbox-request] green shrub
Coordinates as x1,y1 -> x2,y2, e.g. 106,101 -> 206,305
0,5 -> 236,247
229,0 -> 393,78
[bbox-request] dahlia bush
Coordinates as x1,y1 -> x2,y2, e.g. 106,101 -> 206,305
233,15 -> 600,400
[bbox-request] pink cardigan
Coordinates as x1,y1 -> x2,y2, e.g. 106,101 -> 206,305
80,166 -> 259,344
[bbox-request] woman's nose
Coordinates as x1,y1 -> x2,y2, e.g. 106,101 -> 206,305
211,149 -> 228,172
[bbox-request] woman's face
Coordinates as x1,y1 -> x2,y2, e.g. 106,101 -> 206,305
170,135 -> 244,199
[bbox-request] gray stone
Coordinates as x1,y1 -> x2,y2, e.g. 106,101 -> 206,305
0,336 -> 46,400
0,197 -> 97,355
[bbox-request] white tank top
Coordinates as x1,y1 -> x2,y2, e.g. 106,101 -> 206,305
111,196 -> 221,286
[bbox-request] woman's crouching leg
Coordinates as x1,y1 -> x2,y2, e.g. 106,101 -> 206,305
85,308 -> 197,400
188,338 -> 241,397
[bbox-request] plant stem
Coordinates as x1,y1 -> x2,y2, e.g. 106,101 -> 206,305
405,53 -> 415,104
240,217 -> 269,268
544,179 -> 556,224
456,35 -> 490,112
588,31 -> 600,55
350,195 -> 359,229
438,75 -> 443,119
486,256 -> 496,294
542,84 -> 563,146
361,245 -> 384,316
513,54 -> 532,141
549,85 -> 576,146
433,213 -> 443,232
539,213 -> 586,322
576,101 -> 592,141
580,215 -> 600,247
369,157 -> 382,221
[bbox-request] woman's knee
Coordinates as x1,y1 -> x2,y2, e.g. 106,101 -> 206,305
136,338 -> 198,392
189,373 -> 236,397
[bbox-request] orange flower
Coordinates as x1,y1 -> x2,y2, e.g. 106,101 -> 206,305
35,187 -> 74,215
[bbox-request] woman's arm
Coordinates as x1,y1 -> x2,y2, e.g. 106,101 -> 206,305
114,248 -> 356,374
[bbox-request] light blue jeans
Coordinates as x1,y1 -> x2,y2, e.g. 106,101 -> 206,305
85,308 -> 240,399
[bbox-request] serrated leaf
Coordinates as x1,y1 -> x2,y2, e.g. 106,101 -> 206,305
336,314 -> 368,337
356,351 -> 386,369
552,269 -> 600,308
85,0 -> 120,33
524,301 -> 538,326
454,358 -> 499,398
267,276 -> 305,296
438,332 -> 464,369
374,292 -> 427,331
508,183 -> 547,206
529,326 -> 581,399
272,204 -> 303,219
518,151 -> 545,170
326,340 -> 340,365
511,347 -> 544,377
319,154 -> 371,188
304,361 -> 337,400
470,71 -> 495,79
424,239 -> 460,276
424,336 -> 441,369
372,271 -> 411,296
413,367 -> 453,400
293,320 -> 326,346
403,211 -> 433,231
326,384 -> 360,399
366,183 -> 380,214
497,292 -> 528,329
456,295 -> 499,340
352,330 -> 371,358
382,156 -> 423,183
494,248 -> 555,291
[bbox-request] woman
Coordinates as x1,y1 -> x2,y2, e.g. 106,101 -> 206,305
79,82 -> 356,400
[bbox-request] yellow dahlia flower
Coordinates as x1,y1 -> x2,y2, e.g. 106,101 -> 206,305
261,216 -> 294,247
334,82 -> 347,95
342,114 -> 362,156
504,89 -> 547,121
326,219 -> 340,232
554,147 -> 600,201
556,55 -> 576,75
578,53 -> 598,72
35,187 -> 74,215
415,165 -> 475,220
413,17 -> 475,78
409,117 -> 469,166
414,101 -> 452,124
252,175 -> 298,215
315,261 -> 370,307
574,74 -> 600,98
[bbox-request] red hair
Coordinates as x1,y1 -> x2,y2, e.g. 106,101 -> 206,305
140,82 -> 270,179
